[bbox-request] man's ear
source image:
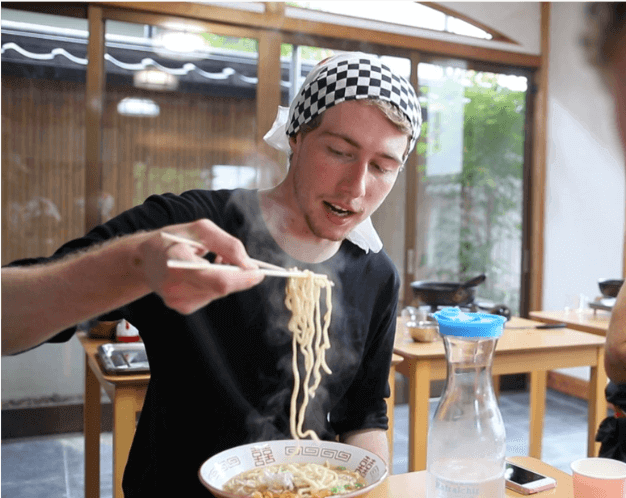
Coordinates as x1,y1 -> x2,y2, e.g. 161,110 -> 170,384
288,134 -> 299,151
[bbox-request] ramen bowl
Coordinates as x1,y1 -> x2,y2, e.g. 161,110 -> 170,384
198,439 -> 388,498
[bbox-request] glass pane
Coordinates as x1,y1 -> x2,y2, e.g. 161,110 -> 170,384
415,61 -> 528,314
1,9 -> 88,263
103,20 -> 274,221
279,44 -> 334,107
286,2 -> 492,39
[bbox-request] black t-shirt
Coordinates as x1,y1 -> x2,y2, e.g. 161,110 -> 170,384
10,189 -> 399,496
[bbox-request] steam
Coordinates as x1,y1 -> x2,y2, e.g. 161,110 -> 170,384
224,190 -> 362,442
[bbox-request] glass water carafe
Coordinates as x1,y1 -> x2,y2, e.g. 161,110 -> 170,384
426,307 -> 507,498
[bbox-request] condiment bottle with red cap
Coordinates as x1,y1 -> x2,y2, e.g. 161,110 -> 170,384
116,319 -> 140,343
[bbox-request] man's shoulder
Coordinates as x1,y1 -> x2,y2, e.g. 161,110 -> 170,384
343,241 -> 397,269
339,243 -> 400,285
143,188 -> 256,222
156,188 -> 243,208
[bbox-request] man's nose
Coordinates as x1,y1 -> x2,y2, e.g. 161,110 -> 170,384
339,160 -> 368,198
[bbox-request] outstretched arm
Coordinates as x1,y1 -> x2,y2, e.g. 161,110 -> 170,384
341,428 -> 390,466
605,283 -> 626,383
1,219 -> 265,356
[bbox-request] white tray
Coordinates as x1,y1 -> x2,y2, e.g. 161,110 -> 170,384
97,342 -> 150,375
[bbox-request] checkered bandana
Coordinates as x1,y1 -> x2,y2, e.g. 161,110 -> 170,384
287,53 -> 422,155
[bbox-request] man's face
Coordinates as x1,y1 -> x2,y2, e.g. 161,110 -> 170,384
287,100 -> 409,243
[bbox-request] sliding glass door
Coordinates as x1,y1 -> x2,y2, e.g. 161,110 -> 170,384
411,60 -> 528,314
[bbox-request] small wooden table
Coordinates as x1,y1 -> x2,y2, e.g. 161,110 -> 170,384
78,333 -> 149,498
369,456 -> 573,498
530,309 -> 610,337
394,316 -> 607,472
530,310 -> 610,400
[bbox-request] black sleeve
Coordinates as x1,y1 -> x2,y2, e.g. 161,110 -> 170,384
330,266 -> 400,435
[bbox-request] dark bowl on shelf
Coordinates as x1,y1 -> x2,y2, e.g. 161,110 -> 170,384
598,278 -> 624,298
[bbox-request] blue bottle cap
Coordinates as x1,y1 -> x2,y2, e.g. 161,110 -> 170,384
433,307 -> 506,338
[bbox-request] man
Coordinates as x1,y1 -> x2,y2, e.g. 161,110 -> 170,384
584,2 -> 626,461
1,52 -> 422,495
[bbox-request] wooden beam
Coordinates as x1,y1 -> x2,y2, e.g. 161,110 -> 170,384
528,2 -> 550,313
420,2 -> 518,45
255,29 -> 284,175
94,1 -> 541,68
403,52 -> 421,307
2,2 -> 88,18
85,5 -> 105,231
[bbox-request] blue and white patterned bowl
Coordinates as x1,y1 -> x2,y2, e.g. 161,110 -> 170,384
198,439 -> 388,498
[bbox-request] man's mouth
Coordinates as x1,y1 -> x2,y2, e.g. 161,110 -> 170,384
324,201 -> 354,218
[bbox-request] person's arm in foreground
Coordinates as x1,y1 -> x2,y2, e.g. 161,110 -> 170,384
1,219 -> 264,356
605,283 -> 626,383
341,428 -> 390,466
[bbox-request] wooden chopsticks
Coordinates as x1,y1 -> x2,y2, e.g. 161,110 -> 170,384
161,232 -> 330,281
161,232 -> 284,272
165,259 -> 316,279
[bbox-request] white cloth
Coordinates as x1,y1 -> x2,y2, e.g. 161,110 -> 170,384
263,105 -> 291,153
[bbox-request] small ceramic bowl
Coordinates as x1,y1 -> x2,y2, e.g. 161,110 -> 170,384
407,320 -> 439,342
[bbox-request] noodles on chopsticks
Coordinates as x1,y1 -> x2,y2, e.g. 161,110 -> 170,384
284,270 -> 333,441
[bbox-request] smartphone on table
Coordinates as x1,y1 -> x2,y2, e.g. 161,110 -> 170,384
504,461 -> 557,494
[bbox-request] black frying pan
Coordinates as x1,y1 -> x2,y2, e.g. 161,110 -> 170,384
410,274 -> 486,307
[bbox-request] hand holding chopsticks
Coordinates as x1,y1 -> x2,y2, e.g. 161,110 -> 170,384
161,232 -> 330,281
161,232 -> 284,272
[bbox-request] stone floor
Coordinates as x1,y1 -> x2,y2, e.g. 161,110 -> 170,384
1,389 -> 597,497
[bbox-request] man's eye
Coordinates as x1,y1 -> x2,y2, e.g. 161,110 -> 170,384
329,147 -> 349,157
372,163 -> 389,173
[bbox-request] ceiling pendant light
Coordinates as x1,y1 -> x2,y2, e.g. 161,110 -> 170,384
133,67 -> 178,91
117,97 -> 160,117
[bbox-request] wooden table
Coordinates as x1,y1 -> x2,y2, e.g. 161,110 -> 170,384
78,333 -> 149,498
529,310 -> 610,400
530,309 -> 610,336
369,456 -> 573,497
394,316 -> 607,472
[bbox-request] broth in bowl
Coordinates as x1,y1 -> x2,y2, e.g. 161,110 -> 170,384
198,439 -> 387,498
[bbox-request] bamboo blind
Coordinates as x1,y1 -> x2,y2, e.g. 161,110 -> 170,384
102,85 -> 280,220
1,76 -> 86,264
1,76 -> 280,265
